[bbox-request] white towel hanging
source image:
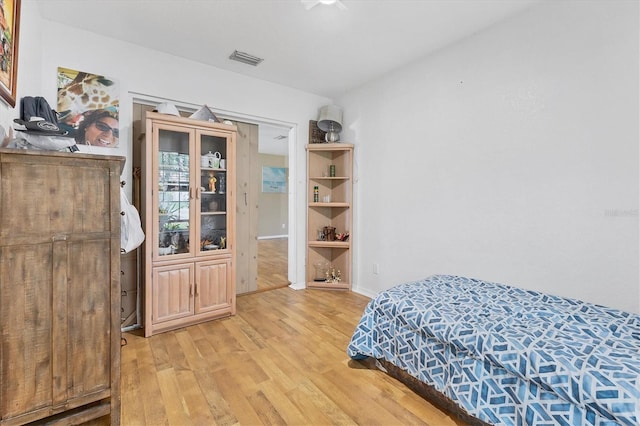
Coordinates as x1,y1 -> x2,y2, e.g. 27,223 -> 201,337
120,188 -> 145,253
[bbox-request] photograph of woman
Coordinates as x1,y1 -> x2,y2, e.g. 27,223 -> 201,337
75,109 -> 119,147
57,67 -> 120,147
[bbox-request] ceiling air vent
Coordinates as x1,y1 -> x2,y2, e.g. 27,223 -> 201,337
274,135 -> 287,140
229,50 -> 264,66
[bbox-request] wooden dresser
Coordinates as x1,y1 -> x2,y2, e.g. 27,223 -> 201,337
0,149 -> 124,425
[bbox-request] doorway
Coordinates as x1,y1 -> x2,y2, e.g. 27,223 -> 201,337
255,123 -> 290,292
221,119 -> 291,294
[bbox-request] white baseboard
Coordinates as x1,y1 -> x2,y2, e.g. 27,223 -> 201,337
288,282 -> 306,290
352,286 -> 377,299
258,235 -> 288,240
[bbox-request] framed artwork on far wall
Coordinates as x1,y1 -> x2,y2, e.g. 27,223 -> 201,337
0,0 -> 21,107
262,166 -> 287,193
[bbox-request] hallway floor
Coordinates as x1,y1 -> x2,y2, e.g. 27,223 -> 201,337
257,237 -> 288,292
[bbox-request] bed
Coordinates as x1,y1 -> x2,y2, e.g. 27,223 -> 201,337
347,275 -> 640,425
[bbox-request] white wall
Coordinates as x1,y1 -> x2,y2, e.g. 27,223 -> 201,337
340,1 -> 640,313
8,1 -> 333,289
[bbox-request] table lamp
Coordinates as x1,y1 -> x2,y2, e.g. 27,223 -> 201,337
317,105 -> 343,142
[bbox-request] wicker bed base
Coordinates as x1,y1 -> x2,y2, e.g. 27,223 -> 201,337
358,358 -> 492,426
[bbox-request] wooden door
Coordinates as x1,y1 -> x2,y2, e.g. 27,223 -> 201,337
0,244 -> 54,419
195,129 -> 234,259
66,240 -> 113,400
150,121 -> 196,262
195,260 -> 234,313
234,122 -> 259,294
152,264 -> 195,323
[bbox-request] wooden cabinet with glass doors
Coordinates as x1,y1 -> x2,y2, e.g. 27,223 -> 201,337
142,111 -> 236,337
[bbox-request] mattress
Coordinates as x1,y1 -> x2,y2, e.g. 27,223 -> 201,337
347,275 -> 640,425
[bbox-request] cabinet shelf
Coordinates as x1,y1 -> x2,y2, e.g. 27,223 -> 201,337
309,202 -> 349,208
159,165 -> 188,171
310,176 -> 349,180
308,241 -> 349,248
160,187 -> 189,194
306,281 -> 350,290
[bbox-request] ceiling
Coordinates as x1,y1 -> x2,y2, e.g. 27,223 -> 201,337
35,0 -> 540,154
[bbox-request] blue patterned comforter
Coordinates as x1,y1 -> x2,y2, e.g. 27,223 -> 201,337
347,275 -> 640,425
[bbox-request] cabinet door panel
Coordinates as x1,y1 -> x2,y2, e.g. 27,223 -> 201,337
155,126 -> 194,260
197,131 -> 231,257
0,245 -> 53,418
196,260 -> 232,313
152,264 -> 194,323
66,240 -> 112,399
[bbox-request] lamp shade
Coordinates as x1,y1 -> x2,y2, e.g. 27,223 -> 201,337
317,105 -> 343,133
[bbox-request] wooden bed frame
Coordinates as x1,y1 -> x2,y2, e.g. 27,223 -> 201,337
355,357 -> 491,426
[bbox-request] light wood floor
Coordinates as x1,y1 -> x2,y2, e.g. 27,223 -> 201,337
257,238 -> 288,292
121,287 -> 469,425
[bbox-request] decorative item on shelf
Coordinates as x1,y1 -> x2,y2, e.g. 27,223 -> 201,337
325,267 -> 341,283
329,164 -> 336,177
209,200 -> 218,211
322,195 -> 331,203
219,236 -> 226,249
313,261 -> 329,282
201,239 -> 218,251
201,151 -> 214,168
154,102 -> 180,116
313,185 -> 319,202
176,233 -> 188,253
220,159 -> 226,169
317,227 -> 325,241
309,120 -> 326,144
208,173 -> 217,192
335,231 -> 350,241
211,151 -> 221,168
218,174 -> 226,194
317,105 -> 343,143
158,246 -> 173,256
202,151 -> 221,168
189,104 -> 220,123
323,226 -> 336,241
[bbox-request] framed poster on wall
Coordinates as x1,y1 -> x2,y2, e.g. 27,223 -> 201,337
56,67 -> 120,148
262,166 -> 287,193
0,0 -> 21,107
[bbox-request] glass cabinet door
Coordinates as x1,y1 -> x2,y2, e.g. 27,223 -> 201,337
156,127 -> 192,257
197,131 -> 230,255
